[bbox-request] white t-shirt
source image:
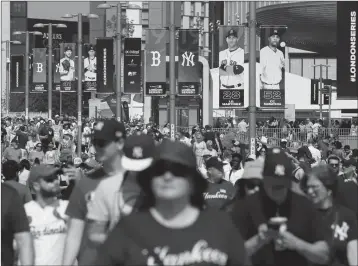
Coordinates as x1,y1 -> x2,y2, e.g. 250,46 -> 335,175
24,200 -> 68,266
308,145 -> 321,167
219,47 -> 245,86
18,169 -> 30,186
260,46 -> 285,85
226,168 -> 244,185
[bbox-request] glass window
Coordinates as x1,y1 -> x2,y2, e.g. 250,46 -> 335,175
314,58 -> 328,79
327,59 -> 337,80
289,58 -> 302,76
302,58 -> 315,79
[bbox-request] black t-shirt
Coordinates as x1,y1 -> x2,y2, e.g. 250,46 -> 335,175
317,204 -> 358,266
231,190 -> 326,266
1,184 -> 30,266
47,127 -> 54,142
335,176 -> 358,219
15,130 -> 28,149
204,180 -> 236,210
1,127 -> 7,143
95,209 -> 250,266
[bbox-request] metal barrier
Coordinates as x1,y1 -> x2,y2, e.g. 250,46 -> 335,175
175,127 -> 358,149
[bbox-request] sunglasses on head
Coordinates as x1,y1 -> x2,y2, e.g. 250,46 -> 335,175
151,160 -> 193,177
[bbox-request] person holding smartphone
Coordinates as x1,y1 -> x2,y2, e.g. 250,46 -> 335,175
231,148 -> 330,266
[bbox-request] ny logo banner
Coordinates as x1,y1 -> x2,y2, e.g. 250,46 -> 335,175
31,48 -> 47,93
178,29 -> 200,96
145,29 -> 167,96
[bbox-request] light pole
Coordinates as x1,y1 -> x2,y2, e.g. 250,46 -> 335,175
194,13 -> 205,56
209,20 -> 220,69
1,40 -> 21,114
312,64 -> 330,121
33,23 -> 67,120
62,13 -> 98,156
169,2 -> 176,140
248,2 -> 257,158
13,31 -> 43,122
97,3 -> 122,121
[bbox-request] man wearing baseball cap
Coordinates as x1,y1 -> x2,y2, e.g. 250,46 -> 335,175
84,44 -> 97,82
219,27 -> 245,90
59,45 -> 75,81
260,28 -> 285,90
86,134 -> 155,248
63,119 -> 126,266
231,148 -> 329,266
24,165 -> 69,265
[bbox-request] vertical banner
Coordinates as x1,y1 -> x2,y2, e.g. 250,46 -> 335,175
123,38 -> 142,94
54,48 -> 61,91
83,44 -> 97,91
58,43 -> 76,92
337,2 -> 358,99
259,26 -> 287,107
217,26 -> 245,107
178,29 -> 200,95
31,48 -> 47,93
10,55 -> 25,93
145,29 -> 167,96
96,38 -> 114,93
311,79 -> 319,105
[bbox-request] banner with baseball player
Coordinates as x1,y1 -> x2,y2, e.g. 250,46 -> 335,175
83,44 -> 97,91
178,29 -> 200,96
145,29 -> 167,96
10,55 -> 25,93
58,43 -> 76,92
96,38 -> 114,93
31,48 -> 47,93
259,26 -> 287,107
123,38 -> 142,94
217,26 -> 245,108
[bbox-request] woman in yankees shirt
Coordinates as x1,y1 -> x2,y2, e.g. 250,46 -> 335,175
95,140 -> 249,266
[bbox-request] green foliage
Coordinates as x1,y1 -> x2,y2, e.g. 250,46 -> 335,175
106,14 -> 135,38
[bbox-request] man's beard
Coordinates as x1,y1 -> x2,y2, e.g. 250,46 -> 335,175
40,187 -> 59,198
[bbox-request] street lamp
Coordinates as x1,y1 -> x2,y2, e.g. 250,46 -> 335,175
194,13 -> 205,56
61,13 -> 98,156
13,31 -> 43,121
1,40 -> 22,115
97,3 -> 122,122
33,23 -> 67,120
312,64 -> 330,121
209,20 -> 220,69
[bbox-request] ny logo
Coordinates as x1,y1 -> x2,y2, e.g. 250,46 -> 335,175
55,63 -> 60,73
274,165 -> 285,176
150,51 -> 161,67
181,51 -> 195,67
132,147 -> 143,158
332,222 -> 349,241
35,63 -> 43,73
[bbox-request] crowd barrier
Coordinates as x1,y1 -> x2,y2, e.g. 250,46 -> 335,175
175,127 -> 358,149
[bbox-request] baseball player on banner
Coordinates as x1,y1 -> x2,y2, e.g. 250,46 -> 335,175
260,29 -> 285,90
219,28 -> 244,90
84,45 -> 97,82
59,46 -> 75,81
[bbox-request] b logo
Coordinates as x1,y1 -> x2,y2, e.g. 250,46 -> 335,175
150,51 -> 161,67
36,63 -> 43,73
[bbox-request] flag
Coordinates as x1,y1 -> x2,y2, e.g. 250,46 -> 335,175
31,48 -> 47,93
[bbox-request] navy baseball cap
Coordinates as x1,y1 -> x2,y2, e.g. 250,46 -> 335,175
227,28 -> 238,38
88,45 -> 95,52
121,135 -> 155,172
64,46 -> 72,52
28,165 -> 61,184
263,148 -> 293,179
269,29 -> 281,37
88,120 -> 126,142
206,157 -> 227,172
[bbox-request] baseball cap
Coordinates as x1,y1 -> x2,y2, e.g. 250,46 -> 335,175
81,158 -> 101,169
153,139 -> 197,169
121,135 -> 155,172
88,120 -> 126,142
88,45 -> 95,52
227,28 -> 238,38
64,46 -> 72,52
206,157 -> 227,172
280,138 -> 288,143
263,148 -> 293,179
241,158 -> 264,180
269,29 -> 281,37
28,165 -> 61,184
73,157 -> 83,166
342,159 -> 357,168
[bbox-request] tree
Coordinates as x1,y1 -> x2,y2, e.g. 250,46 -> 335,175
106,14 -> 135,38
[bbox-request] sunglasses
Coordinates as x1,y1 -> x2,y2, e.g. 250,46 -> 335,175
93,139 -> 111,148
44,177 -> 58,183
151,160 -> 193,177
329,163 -> 339,168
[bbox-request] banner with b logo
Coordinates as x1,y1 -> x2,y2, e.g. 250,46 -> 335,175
31,48 -> 47,93
145,29 -> 167,96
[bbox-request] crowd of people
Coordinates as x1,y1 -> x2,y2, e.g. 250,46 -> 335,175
1,114 -> 358,266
